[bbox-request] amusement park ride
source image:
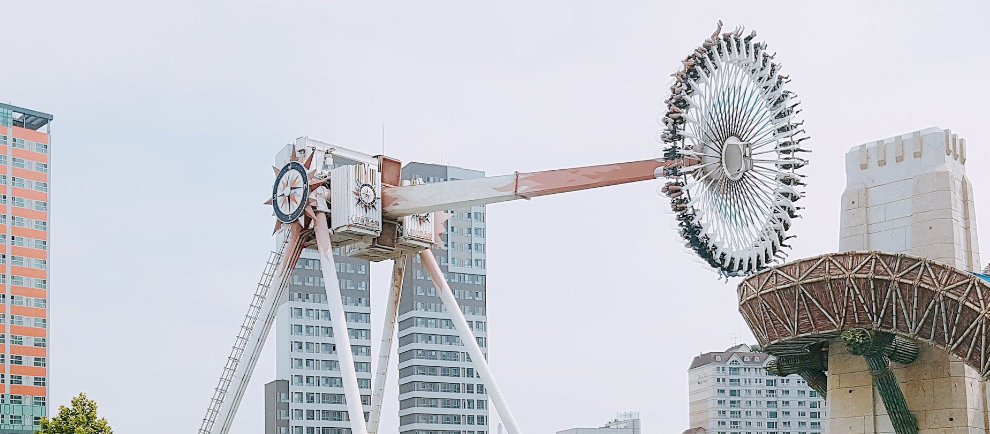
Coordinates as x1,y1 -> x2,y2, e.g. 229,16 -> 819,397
197,22 -> 809,434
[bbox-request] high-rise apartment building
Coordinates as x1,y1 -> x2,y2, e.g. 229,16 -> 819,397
0,103 -> 52,434
397,163 -> 490,434
265,149 -> 373,434
687,344 -> 825,434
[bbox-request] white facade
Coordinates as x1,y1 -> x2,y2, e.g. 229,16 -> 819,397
271,250 -> 373,434
687,344 -> 826,434
557,411 -> 641,434
266,149 -> 374,434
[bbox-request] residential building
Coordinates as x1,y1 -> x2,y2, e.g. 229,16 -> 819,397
265,150 -> 373,434
557,411 -> 642,434
687,344 -> 825,434
0,103 -> 52,434
397,163 -> 490,434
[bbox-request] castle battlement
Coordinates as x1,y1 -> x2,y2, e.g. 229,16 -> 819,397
844,127 -> 967,185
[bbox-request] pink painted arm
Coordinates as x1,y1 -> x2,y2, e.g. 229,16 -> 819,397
382,159 -> 667,218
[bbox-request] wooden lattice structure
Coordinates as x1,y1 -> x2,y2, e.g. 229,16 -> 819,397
738,251 -> 990,377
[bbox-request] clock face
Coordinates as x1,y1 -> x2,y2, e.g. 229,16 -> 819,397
355,183 -> 378,210
273,161 -> 309,223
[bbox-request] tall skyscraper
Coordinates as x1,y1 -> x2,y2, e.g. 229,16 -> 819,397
0,103 -> 52,434
266,148 -> 373,434
687,344 -> 825,434
397,163 -> 490,434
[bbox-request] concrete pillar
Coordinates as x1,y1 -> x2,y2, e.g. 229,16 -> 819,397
833,127 -> 984,433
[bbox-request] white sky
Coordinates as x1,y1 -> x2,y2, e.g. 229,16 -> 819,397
2,1 -> 989,433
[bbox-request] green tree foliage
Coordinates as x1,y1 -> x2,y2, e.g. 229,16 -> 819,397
37,393 -> 113,434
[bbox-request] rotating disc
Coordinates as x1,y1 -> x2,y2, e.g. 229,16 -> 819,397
659,23 -> 809,277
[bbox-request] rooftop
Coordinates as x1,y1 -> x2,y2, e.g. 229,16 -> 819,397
688,344 -> 769,370
0,102 -> 53,131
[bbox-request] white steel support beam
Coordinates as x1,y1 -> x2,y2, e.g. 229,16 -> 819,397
314,213 -> 370,434
418,249 -> 522,434
367,255 -> 408,434
201,226 -> 306,434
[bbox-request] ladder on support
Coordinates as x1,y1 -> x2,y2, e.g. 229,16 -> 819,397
198,235 -> 292,434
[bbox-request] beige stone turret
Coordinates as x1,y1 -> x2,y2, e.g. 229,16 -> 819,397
840,127 -> 979,271
832,127 -> 986,433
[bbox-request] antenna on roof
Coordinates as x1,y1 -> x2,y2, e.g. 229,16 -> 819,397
381,123 -> 386,156
729,333 -> 740,347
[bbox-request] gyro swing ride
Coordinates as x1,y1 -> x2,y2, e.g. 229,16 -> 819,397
197,22 -> 808,434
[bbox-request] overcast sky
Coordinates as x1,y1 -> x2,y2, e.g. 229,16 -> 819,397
2,1 -> 989,433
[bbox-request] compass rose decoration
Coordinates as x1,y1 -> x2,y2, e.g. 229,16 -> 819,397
274,162 -> 308,222
266,148 -> 323,233
354,181 -> 379,212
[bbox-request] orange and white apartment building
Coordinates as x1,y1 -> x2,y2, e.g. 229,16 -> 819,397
0,103 -> 51,434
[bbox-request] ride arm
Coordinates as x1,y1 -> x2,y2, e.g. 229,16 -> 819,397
381,159 -> 667,218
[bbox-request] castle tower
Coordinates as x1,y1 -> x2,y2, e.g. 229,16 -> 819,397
831,127 -> 985,433
840,126 -> 979,271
